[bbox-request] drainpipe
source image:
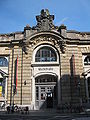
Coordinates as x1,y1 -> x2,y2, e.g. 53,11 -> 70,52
10,47 -> 14,106
21,48 -> 23,105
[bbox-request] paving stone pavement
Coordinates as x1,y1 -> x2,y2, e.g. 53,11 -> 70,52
0,110 -> 90,120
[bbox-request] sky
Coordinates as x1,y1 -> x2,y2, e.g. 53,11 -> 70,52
0,0 -> 90,34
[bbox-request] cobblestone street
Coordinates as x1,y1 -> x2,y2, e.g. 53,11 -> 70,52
0,111 -> 90,120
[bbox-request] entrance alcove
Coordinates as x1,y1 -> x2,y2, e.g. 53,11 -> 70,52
35,74 -> 57,109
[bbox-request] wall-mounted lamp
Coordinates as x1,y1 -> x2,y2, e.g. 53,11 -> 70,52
24,80 -> 26,85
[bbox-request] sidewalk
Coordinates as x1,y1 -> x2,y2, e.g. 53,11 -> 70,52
0,109 -> 90,117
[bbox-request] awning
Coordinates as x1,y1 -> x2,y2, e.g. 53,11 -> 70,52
82,69 -> 90,77
0,69 -> 8,78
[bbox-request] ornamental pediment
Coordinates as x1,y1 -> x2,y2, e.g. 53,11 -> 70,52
23,31 -> 66,54
32,9 -> 57,31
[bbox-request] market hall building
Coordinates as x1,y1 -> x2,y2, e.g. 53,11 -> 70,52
0,9 -> 90,110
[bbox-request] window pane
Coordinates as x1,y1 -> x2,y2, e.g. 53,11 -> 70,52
84,56 -> 90,65
35,47 -> 57,62
0,57 -> 8,67
41,93 -> 45,100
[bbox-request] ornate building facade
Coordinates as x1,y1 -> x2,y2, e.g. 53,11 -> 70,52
0,9 -> 90,110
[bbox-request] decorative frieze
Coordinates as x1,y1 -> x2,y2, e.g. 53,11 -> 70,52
24,35 -> 66,54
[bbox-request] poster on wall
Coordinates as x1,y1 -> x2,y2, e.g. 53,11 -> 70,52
0,86 -> 2,97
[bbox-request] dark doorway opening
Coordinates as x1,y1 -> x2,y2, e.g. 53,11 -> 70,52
35,74 -> 57,109
47,92 -> 53,108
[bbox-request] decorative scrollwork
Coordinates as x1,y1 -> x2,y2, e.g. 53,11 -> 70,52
23,37 -> 66,54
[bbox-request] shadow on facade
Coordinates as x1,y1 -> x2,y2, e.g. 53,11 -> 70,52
38,73 -> 85,111
38,56 -> 86,110
60,74 -> 83,104
14,58 -> 18,94
58,73 -> 86,113
39,87 -> 57,110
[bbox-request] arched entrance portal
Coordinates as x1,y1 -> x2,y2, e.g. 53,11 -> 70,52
35,74 -> 57,109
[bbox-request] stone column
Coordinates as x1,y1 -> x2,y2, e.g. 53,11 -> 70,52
31,76 -> 35,110
5,77 -> 8,105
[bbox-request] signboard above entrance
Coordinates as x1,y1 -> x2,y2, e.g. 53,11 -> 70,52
38,68 -> 53,71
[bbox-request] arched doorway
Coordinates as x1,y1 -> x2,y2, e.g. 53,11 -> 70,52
32,44 -> 60,109
35,74 -> 57,109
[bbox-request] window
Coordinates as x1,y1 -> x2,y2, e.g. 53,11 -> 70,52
35,75 -> 57,83
35,47 -> 57,62
0,57 -> 8,67
84,56 -> 90,65
0,78 -> 5,97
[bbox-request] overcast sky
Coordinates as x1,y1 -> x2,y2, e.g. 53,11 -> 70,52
0,0 -> 90,33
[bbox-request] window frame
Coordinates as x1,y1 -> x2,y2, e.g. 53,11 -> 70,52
32,44 -> 59,65
35,46 -> 57,62
0,57 -> 8,67
84,55 -> 90,65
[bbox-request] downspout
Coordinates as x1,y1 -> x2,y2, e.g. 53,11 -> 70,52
21,48 -> 23,105
10,47 -> 14,106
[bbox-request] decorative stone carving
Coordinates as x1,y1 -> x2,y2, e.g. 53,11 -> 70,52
61,40 -> 66,53
32,9 -> 56,31
56,39 -> 66,53
24,36 -> 66,54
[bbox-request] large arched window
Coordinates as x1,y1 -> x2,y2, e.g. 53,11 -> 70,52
84,56 -> 90,65
35,46 -> 57,62
0,57 -> 8,67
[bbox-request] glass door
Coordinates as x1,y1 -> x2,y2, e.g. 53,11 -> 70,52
35,86 -> 55,109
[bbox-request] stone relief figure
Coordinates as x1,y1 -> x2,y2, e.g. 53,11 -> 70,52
33,9 -> 56,31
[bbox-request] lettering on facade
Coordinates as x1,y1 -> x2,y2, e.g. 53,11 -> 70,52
38,68 -> 53,71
